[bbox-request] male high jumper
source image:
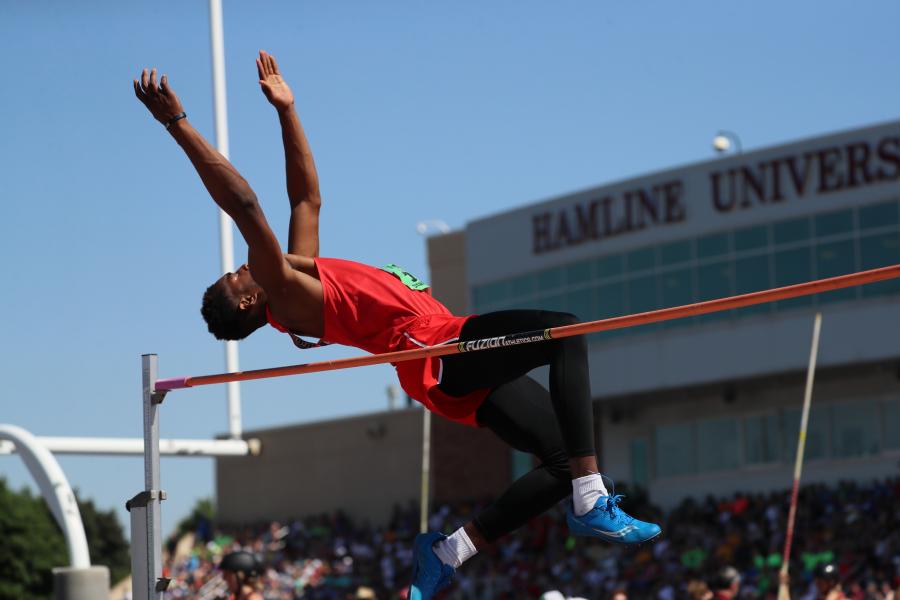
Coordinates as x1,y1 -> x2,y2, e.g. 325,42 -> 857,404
133,52 -> 660,599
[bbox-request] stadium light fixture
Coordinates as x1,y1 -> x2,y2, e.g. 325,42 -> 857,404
416,220 -> 451,235
713,130 -> 743,154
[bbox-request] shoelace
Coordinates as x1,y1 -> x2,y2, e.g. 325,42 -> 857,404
604,494 -> 635,524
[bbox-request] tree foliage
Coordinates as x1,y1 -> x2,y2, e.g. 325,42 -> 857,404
0,479 -> 67,599
78,495 -> 131,583
171,496 -> 216,543
0,478 -> 130,599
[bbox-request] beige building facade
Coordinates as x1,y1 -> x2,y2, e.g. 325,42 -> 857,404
440,119 -> 900,508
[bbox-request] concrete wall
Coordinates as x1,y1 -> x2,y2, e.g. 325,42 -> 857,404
432,417 -> 511,504
216,408 -> 513,526
216,409 -> 424,527
426,230 -> 468,315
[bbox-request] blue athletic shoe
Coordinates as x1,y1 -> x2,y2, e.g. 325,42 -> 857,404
408,532 -> 454,600
567,493 -> 661,544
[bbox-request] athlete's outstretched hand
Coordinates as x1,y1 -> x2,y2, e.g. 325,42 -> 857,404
257,50 -> 294,112
133,68 -> 185,125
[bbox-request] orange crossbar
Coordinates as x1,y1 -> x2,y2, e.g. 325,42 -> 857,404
155,263 -> 900,391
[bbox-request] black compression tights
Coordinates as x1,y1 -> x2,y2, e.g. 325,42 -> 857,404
438,310 -> 594,542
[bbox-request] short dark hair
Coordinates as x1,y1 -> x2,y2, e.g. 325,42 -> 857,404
200,280 -> 257,341
219,551 -> 262,576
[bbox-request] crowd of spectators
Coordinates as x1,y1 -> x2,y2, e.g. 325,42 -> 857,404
160,477 -> 899,599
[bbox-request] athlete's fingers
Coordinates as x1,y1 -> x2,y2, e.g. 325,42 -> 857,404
160,74 -> 171,96
148,68 -> 158,95
256,57 -> 265,80
133,79 -> 145,102
269,52 -> 280,74
140,68 -> 150,94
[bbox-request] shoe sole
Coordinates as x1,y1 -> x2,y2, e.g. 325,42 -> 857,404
635,528 -> 663,547
569,526 -> 663,546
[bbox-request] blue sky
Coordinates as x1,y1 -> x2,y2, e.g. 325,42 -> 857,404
1,1 -> 899,542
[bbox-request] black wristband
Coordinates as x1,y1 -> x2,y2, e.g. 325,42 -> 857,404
164,112 -> 187,130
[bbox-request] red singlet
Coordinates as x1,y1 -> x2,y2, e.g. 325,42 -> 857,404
267,257 -> 489,427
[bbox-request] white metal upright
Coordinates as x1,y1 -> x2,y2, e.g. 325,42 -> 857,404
127,354 -> 167,599
208,0 -> 242,440
419,410 -> 431,534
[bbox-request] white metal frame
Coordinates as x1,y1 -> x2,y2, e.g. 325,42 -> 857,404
208,0 -> 243,440
0,437 -> 258,457
0,424 -> 91,569
128,354 -> 166,600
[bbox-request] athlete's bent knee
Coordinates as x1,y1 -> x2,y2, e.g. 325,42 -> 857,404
542,448 -> 571,481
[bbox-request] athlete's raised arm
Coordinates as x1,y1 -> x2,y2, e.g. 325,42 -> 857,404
257,50 -> 321,258
133,68 -> 289,290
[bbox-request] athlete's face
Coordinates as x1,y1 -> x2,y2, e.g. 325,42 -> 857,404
223,571 -> 238,592
219,264 -> 262,311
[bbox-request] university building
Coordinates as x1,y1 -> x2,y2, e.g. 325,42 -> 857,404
428,119 -> 900,507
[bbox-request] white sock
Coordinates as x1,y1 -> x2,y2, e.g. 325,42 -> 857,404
572,473 -> 609,516
433,527 -> 478,569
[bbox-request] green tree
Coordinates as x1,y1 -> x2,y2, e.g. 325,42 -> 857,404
0,479 -> 67,599
76,495 -> 131,583
0,478 -> 131,599
170,497 -> 215,542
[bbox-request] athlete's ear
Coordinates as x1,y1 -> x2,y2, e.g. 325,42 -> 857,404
238,292 -> 258,311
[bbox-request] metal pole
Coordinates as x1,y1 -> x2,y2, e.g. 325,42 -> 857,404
208,0 -> 242,439
0,436 -> 260,457
143,355 -> 163,572
128,354 -> 167,600
777,313 -> 823,600
419,409 -> 431,534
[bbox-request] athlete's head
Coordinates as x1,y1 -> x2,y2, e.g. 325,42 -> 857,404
814,563 -> 841,595
219,551 -> 262,594
201,264 -> 267,340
